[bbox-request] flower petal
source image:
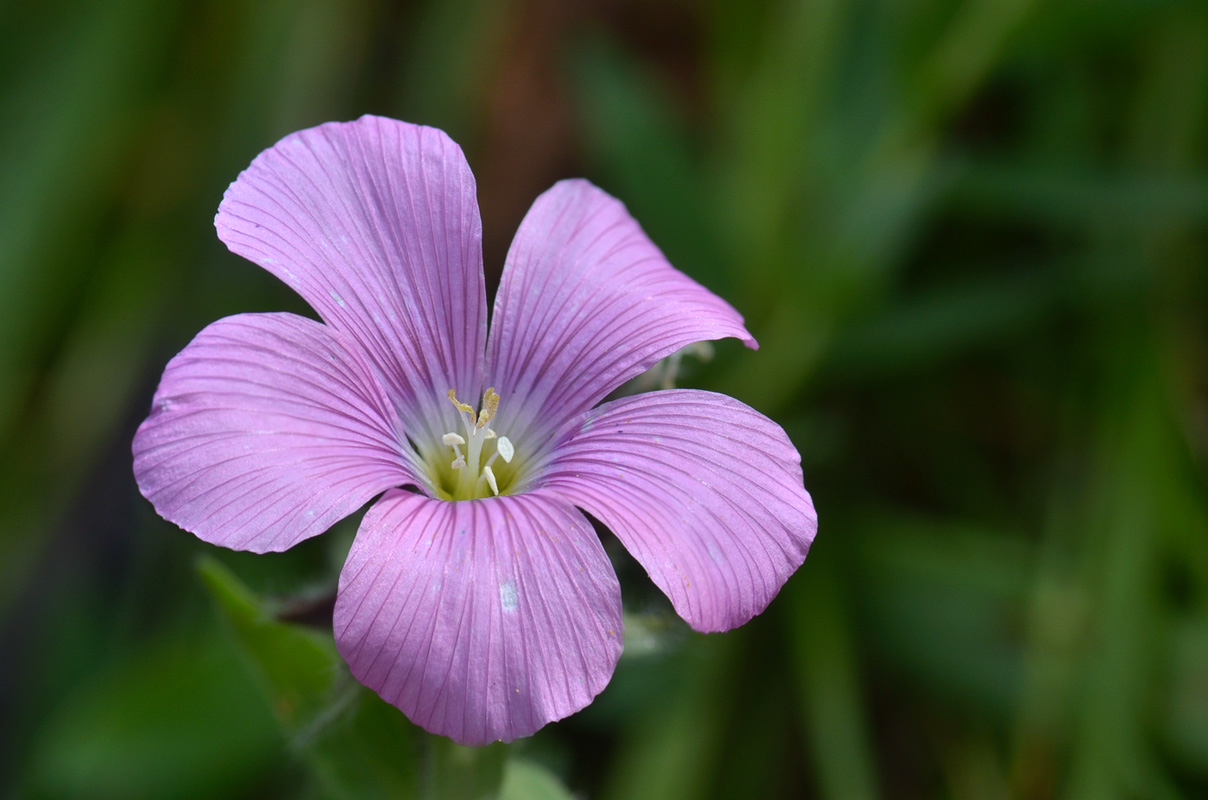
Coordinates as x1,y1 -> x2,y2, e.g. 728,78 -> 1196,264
215,116 -> 487,442
335,490 -> 623,745
533,390 -> 816,633
133,313 -> 418,553
485,179 -> 755,443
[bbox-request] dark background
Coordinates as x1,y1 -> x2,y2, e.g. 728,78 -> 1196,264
2,0 -> 1207,797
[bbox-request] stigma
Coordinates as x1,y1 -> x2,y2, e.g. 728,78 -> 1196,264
442,388 -> 514,498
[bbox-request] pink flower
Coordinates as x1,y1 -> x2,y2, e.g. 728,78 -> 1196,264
133,116 -> 817,745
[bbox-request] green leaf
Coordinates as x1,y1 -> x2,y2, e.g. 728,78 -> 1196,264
23,625 -> 284,800
199,556 -> 420,799
786,553 -> 881,800
426,739 -> 507,800
198,555 -> 338,728
501,759 -> 576,800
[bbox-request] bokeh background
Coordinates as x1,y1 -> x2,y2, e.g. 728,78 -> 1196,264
3,0 -> 1207,797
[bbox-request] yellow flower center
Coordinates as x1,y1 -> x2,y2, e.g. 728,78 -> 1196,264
431,388 -> 518,500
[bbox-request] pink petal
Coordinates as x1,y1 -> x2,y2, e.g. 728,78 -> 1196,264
215,116 -> 487,443
335,490 -> 623,745
133,313 -> 418,553
485,179 -> 755,443
534,390 -> 816,633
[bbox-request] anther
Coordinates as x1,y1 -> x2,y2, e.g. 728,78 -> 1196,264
483,465 -> 499,496
496,436 -> 514,463
478,388 -> 500,428
442,433 -> 466,446
447,389 -> 476,424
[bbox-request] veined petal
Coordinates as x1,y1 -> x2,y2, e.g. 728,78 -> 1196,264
485,179 -> 755,443
215,116 -> 487,442
533,390 -> 816,633
133,313 -> 419,553
335,490 -> 623,745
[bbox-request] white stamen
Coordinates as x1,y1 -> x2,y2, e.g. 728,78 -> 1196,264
483,465 -> 499,496
483,428 -> 497,440
496,436 -> 514,463
451,456 -> 466,470
442,432 -> 466,446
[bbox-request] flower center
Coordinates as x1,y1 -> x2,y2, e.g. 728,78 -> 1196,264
432,387 -> 517,500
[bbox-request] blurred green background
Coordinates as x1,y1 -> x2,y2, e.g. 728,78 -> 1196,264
2,0 -> 1207,797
